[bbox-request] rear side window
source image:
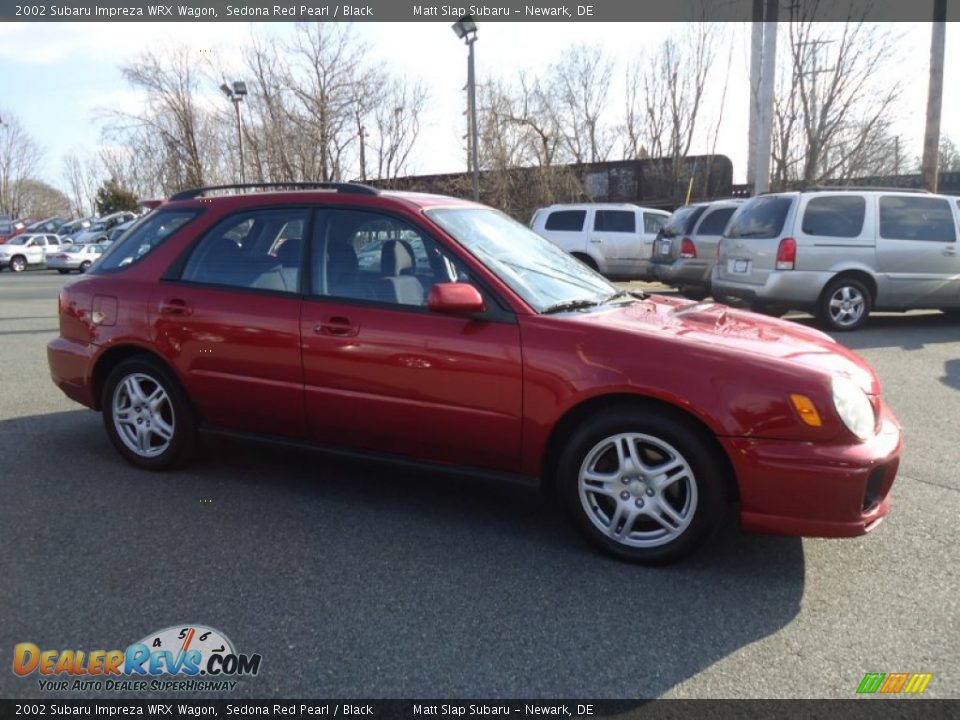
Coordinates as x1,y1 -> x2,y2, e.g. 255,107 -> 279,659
644,213 -> 668,234
801,196 -> 865,238
726,196 -> 793,239
94,210 -> 199,272
180,209 -> 307,294
662,205 -> 707,237
594,210 -> 635,233
544,210 -> 586,232
696,207 -> 736,236
879,196 -> 956,242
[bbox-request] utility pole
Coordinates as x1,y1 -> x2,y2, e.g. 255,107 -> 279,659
796,38 -> 835,181
921,0 -> 946,192
753,0 -> 778,194
747,0 -> 763,187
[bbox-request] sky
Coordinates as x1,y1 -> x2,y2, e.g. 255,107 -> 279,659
0,20 -> 957,192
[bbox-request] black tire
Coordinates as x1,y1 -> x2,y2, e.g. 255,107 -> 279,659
9,255 -> 26,273
680,286 -> 709,302
818,277 -> 872,331
941,308 -> 960,317
101,356 -> 196,471
79,261 -> 91,273
572,253 -> 599,272
557,408 -> 727,565
57,269 -> 70,275
752,302 -> 788,318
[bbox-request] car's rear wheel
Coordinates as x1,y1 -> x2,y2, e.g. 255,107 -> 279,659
680,286 -> 708,302
102,357 -> 196,470
79,261 -> 91,273
557,409 -> 725,564
9,255 -> 26,273
819,277 -> 871,331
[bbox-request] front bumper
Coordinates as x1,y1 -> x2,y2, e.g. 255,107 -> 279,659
724,401 -> 902,537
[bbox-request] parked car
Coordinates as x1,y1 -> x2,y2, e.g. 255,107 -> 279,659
0,233 -> 64,272
26,217 -> 69,234
59,218 -> 94,237
0,216 -> 14,244
712,188 -> 960,330
106,219 -> 137,245
48,183 -> 901,564
45,243 -> 105,274
529,203 -> 671,280
651,199 -> 744,300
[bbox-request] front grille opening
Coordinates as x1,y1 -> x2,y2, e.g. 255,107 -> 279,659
862,464 -> 888,512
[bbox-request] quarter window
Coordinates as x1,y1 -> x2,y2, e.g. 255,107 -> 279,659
643,213 -> 668,234
180,209 -> 307,293
594,210 -> 635,233
544,210 -> 586,232
879,196 -> 956,242
801,196 -> 865,238
95,210 -> 199,273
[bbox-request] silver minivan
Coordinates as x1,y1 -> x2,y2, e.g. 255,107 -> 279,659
711,189 -> 960,330
651,199 -> 743,300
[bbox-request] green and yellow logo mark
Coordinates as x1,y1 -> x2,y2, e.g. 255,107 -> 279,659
857,672 -> 933,695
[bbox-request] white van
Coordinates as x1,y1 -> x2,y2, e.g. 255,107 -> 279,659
529,203 -> 670,280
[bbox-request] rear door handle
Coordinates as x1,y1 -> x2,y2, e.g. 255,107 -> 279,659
158,298 -> 192,316
315,316 -> 359,337
943,246 -> 957,256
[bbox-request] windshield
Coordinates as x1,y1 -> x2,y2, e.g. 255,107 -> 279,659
6,236 -> 29,246
426,207 -> 617,313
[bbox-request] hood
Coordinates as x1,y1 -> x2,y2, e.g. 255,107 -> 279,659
585,295 -> 880,394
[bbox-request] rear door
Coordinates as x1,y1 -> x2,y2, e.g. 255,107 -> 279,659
875,194 -> 960,305
537,208 -> 588,255
589,208 -> 640,274
640,212 -> 669,260
152,207 -> 308,438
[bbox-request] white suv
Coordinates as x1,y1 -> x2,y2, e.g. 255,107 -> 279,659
530,203 -> 670,280
0,233 -> 64,272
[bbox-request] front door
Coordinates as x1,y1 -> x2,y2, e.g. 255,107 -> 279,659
300,208 -> 524,472
589,208 -> 640,274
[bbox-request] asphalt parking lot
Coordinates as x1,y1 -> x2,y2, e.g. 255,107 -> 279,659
0,270 -> 957,700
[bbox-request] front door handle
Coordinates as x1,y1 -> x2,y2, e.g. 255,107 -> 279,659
315,316 -> 359,337
943,246 -> 956,256
159,298 -> 192,316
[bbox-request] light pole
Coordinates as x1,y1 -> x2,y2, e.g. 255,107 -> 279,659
451,16 -> 479,202
220,81 -> 248,184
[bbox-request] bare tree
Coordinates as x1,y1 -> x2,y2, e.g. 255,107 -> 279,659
62,151 -> 103,216
771,4 -> 902,187
0,111 -> 43,217
369,77 -> 428,182
547,44 -> 614,164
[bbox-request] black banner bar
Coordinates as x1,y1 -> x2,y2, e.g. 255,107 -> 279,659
1,700 -> 960,720
2,0 -> 960,22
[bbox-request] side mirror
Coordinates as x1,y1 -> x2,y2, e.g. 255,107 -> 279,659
427,283 -> 485,316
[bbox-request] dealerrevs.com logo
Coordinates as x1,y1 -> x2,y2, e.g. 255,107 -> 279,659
13,625 -> 261,692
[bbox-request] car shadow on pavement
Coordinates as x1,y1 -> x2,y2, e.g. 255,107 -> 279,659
1,410 -> 805,700
942,359 -> 960,392
789,311 -> 957,351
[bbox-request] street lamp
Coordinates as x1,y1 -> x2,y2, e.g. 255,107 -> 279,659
451,16 -> 479,201
220,80 -> 248,184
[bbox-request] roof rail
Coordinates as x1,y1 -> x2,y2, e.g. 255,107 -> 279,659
800,185 -> 932,194
169,182 -> 380,201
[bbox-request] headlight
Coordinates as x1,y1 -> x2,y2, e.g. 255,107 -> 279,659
832,376 -> 875,440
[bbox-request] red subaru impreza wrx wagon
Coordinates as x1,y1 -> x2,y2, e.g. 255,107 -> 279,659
48,183 -> 902,564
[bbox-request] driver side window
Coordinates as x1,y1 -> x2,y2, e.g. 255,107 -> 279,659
311,210 -> 467,307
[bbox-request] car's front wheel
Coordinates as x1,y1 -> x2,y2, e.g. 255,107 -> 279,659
9,255 -> 26,273
79,261 -> 92,273
558,409 -> 726,564
102,357 -> 196,470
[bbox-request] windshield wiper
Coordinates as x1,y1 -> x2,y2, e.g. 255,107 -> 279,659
541,298 -> 603,314
604,289 -> 645,303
